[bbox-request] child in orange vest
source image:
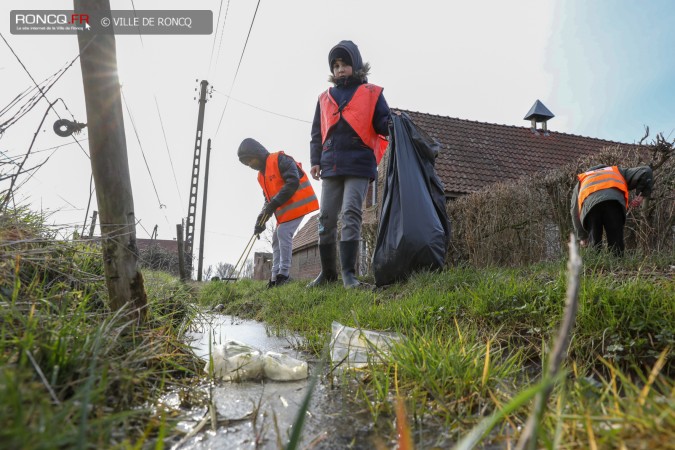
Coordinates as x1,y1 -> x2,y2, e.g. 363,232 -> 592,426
238,138 -> 319,287
308,40 -> 391,288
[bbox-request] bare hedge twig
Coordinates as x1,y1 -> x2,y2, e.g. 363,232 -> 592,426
515,234 -> 581,450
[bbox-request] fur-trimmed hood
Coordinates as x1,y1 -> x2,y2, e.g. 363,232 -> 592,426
328,62 -> 371,85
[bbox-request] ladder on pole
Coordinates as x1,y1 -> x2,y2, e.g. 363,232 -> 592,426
184,80 -> 209,276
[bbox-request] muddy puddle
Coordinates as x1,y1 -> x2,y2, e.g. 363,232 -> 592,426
161,314 -> 456,449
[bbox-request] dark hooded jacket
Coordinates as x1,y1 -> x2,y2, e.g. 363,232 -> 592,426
310,40 -> 390,180
237,138 -> 300,209
570,164 -> 654,240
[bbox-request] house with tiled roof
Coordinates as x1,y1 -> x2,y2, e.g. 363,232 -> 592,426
136,238 -> 181,276
290,101 -> 623,279
288,213 -> 322,280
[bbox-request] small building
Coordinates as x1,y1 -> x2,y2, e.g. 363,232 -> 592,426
136,238 -> 181,276
253,252 -> 272,281
290,101 -> 623,279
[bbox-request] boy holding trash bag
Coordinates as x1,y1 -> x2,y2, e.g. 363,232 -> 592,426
308,40 -> 391,289
238,138 -> 319,287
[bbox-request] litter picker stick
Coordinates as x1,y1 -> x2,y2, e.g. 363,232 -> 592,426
231,234 -> 256,281
230,211 -> 271,281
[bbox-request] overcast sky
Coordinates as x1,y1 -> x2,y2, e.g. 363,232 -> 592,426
2,0 -> 674,276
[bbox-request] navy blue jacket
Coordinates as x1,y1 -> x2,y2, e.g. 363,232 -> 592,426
310,77 -> 390,180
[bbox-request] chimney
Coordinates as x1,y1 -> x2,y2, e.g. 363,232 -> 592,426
524,100 -> 554,135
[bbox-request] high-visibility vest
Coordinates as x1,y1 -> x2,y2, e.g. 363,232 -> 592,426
319,83 -> 389,164
257,152 -> 319,223
577,166 -> 629,211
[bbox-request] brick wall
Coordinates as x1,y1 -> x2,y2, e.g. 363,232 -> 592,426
290,244 -> 370,280
290,245 -> 321,280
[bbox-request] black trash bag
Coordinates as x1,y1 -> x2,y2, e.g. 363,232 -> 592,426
372,112 -> 451,286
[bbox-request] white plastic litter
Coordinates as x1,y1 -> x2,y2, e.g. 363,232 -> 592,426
262,351 -> 308,381
206,340 -> 264,381
329,321 -> 403,371
204,340 -> 308,382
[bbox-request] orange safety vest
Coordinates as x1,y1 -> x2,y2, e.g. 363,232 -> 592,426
319,84 -> 389,164
577,166 -> 629,211
257,152 -> 319,224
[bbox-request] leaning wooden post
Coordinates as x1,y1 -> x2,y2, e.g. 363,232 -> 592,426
88,211 -> 98,238
75,0 -> 147,322
177,223 -> 187,281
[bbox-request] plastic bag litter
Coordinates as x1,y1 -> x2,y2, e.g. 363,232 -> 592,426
206,340 -> 264,381
330,321 -> 403,372
263,351 -> 308,381
204,340 -> 308,382
372,112 -> 451,286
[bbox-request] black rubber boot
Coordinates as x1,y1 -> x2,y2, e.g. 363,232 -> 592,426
306,243 -> 338,287
340,240 -> 361,289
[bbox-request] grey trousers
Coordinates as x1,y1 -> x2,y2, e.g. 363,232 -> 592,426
271,216 -> 303,280
318,176 -> 369,244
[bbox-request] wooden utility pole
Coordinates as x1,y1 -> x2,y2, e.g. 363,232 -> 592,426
75,0 -> 147,322
197,139 -> 212,281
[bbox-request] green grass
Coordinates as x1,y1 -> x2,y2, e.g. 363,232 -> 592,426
198,253 -> 674,448
0,207 -> 203,449
1,203 -> 672,448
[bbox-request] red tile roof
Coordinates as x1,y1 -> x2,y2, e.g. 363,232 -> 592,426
137,238 -> 179,254
398,109 -> 623,196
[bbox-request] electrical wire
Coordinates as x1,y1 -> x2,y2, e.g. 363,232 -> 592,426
212,0 -> 232,75
214,0 -> 262,137
120,88 -> 165,211
208,0 -> 225,74
21,138 -> 90,156
127,0 -> 184,219
212,89 -> 311,123
0,32 -> 91,160
154,97 -> 184,207
1,99 -> 58,212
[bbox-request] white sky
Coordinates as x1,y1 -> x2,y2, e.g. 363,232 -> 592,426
1,0 -> 674,275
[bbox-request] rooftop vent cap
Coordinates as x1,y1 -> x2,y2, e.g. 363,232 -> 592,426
524,100 -> 554,133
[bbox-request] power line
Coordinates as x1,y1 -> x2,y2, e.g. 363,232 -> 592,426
208,0 -> 225,74
120,88 -> 165,210
214,0 -> 262,137
212,89 -> 311,123
126,2 -> 184,214
0,32 -> 91,160
1,99 -> 58,212
1,61 -> 65,132
23,137 -> 90,155
154,97 -> 184,206
212,0 -> 232,75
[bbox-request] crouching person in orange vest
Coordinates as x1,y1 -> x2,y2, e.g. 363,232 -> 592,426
238,138 -> 319,287
571,164 -> 653,256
